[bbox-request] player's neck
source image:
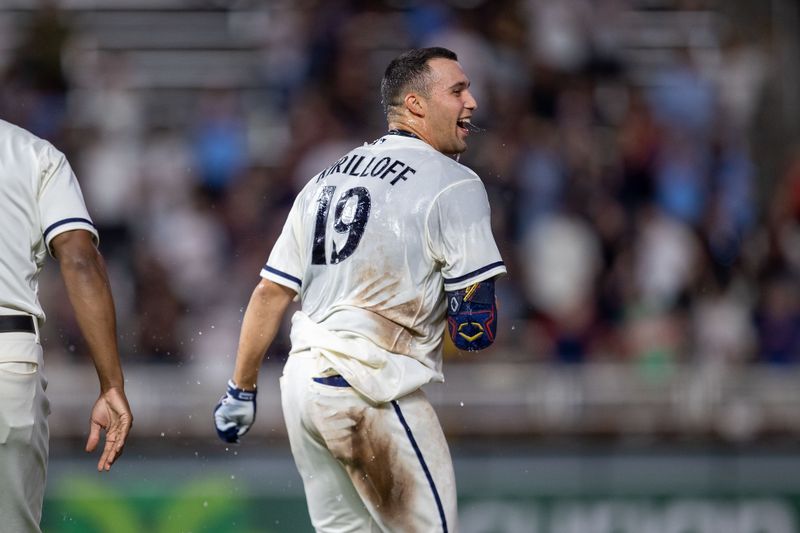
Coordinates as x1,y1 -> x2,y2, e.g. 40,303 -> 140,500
387,120 -> 430,146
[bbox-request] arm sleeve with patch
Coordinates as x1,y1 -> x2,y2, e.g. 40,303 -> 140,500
428,176 -> 506,350
446,278 -> 497,351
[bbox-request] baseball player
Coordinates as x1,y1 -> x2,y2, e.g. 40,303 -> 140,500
0,119 -> 133,532
214,47 -> 505,532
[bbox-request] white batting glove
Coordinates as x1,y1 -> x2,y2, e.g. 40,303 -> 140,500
214,380 -> 256,443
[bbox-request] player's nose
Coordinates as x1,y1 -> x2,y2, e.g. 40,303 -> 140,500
464,89 -> 477,111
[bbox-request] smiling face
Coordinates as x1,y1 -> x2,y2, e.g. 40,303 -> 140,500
418,58 -> 477,155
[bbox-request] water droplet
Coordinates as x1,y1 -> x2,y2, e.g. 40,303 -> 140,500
459,402 -> 464,407
230,475 -> 236,480
160,432 -> 165,437
203,501 -> 208,508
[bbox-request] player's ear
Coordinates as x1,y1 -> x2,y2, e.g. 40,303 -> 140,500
404,92 -> 426,118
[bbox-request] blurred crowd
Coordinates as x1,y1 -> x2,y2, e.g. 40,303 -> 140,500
2,0 -> 798,370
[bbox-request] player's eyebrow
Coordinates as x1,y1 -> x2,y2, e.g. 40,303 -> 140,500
448,80 -> 470,91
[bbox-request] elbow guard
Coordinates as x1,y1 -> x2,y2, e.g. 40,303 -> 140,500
446,279 -> 497,351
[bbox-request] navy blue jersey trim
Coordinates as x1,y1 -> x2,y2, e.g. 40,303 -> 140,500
312,375 -> 350,387
387,129 -> 420,140
391,400 -> 448,533
43,217 -> 95,240
443,261 -> 505,285
263,265 -> 301,286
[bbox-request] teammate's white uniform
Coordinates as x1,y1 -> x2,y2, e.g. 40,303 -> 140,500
264,131 -> 505,532
0,119 -> 98,532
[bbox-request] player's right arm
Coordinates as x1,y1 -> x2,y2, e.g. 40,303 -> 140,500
215,181 -> 306,443
214,279 -> 295,443
232,279 -> 296,389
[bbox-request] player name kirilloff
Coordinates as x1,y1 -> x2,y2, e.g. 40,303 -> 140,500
315,153 -> 417,186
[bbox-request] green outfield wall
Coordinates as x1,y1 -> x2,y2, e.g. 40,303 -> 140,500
41,448 -> 800,533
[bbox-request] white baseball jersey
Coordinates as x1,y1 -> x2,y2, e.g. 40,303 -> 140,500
0,119 -> 92,531
262,132 -> 506,402
0,119 -> 98,330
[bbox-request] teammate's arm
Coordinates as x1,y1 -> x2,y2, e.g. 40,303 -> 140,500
52,229 -> 133,472
445,278 -> 498,351
214,278 -> 295,443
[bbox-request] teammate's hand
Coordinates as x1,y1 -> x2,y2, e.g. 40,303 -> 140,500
214,380 -> 257,443
85,387 -> 133,472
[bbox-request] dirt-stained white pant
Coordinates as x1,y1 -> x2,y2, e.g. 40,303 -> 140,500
280,351 -> 457,533
0,331 -> 49,533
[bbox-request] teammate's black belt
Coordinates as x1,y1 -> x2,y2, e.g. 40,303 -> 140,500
0,315 -> 36,334
312,375 -> 350,387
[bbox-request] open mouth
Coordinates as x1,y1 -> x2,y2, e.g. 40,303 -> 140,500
457,118 -> 483,134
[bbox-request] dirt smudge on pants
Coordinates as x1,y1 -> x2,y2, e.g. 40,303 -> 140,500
325,407 -> 415,530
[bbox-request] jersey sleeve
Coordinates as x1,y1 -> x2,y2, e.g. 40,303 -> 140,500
37,142 -> 98,256
260,191 -> 307,293
428,178 -> 506,291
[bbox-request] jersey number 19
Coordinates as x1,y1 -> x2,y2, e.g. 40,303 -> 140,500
312,186 -> 372,265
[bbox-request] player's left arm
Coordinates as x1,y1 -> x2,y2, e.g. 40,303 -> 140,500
429,176 -> 506,351
445,277 -> 498,351
214,278 -> 295,443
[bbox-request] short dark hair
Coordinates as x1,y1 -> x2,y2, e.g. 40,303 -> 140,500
380,47 -> 458,116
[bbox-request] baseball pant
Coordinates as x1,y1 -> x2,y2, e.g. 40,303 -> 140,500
0,331 -> 50,533
280,351 -> 457,533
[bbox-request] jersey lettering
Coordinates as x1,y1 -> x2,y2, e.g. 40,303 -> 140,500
312,186 -> 372,265
314,154 -> 416,186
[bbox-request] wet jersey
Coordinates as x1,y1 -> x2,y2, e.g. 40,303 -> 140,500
262,132 -> 506,402
0,119 -> 97,321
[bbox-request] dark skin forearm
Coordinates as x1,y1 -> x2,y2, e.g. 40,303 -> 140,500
52,229 -> 132,470
52,230 -> 123,390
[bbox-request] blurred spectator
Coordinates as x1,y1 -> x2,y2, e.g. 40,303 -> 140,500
691,276 -> 756,364
520,213 -> 602,363
3,1 -> 71,140
754,274 -> 800,366
0,0 -> 786,371
192,90 -> 248,198
634,206 -> 702,309
133,254 -> 185,362
714,33 -> 770,132
653,132 -> 710,226
647,47 -> 717,140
